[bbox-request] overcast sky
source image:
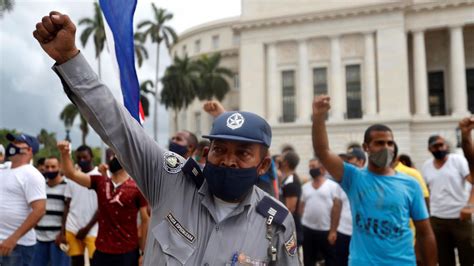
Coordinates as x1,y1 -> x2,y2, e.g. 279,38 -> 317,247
0,0 -> 241,149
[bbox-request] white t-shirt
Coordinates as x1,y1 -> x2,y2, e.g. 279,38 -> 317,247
0,164 -> 46,246
337,188 -> 352,236
422,154 -> 471,219
64,167 -> 99,236
301,179 -> 341,231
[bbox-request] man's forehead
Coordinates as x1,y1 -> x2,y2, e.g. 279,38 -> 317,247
370,131 -> 394,140
212,139 -> 260,149
45,158 -> 59,165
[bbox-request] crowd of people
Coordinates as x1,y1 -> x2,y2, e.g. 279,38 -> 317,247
0,11 -> 473,266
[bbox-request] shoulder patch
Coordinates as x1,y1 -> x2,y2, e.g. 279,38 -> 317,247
284,233 -> 297,256
163,152 -> 183,174
256,196 -> 289,226
182,158 -> 204,188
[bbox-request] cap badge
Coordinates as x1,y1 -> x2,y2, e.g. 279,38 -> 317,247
226,113 -> 245,130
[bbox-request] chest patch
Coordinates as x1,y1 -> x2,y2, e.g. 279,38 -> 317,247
284,233 -> 297,257
163,152 -> 183,174
166,212 -> 196,243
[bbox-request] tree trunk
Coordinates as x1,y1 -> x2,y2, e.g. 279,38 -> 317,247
153,43 -> 161,141
174,109 -> 178,133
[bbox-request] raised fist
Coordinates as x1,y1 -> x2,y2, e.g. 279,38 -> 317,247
203,100 -> 226,118
459,116 -> 474,135
33,11 -> 79,64
57,140 -> 71,155
312,95 -> 331,117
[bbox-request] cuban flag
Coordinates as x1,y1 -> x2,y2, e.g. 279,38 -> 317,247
99,0 -> 145,124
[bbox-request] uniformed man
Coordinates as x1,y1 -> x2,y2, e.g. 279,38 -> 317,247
33,12 -> 299,265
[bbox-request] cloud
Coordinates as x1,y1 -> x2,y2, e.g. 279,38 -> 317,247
0,0 -> 240,149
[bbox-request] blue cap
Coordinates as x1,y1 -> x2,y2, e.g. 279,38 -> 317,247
6,133 -> 40,154
203,111 -> 272,147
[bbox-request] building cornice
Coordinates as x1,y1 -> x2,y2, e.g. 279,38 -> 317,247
232,0 -> 473,31
188,48 -> 239,60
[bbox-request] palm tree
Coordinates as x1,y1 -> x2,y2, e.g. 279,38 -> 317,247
140,80 -> 155,117
160,55 -> 198,132
137,4 -> 177,141
194,53 -> 233,101
60,104 -> 89,145
134,32 -> 149,68
0,0 -> 15,18
78,1 -> 106,78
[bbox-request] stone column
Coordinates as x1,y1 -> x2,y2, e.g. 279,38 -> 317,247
297,39 -> 312,123
363,32 -> 377,118
412,29 -> 429,117
266,43 -> 280,124
449,25 -> 468,116
330,35 -> 344,120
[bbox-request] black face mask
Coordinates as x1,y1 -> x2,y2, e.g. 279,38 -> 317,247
78,160 -> 92,172
431,150 -> 448,160
107,158 -> 123,174
309,168 -> 321,178
6,143 -> 25,158
43,171 -> 59,180
169,142 -> 188,157
203,161 -> 262,202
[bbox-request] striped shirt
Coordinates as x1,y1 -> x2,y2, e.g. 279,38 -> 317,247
35,177 -> 67,242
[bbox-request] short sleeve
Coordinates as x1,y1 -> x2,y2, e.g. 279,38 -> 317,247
89,175 -> 103,190
282,183 -> 301,198
136,190 -> 148,208
64,181 -> 72,198
341,162 -> 360,193
333,183 -> 343,200
456,155 -> 470,179
24,168 -> 47,204
410,181 -> 429,221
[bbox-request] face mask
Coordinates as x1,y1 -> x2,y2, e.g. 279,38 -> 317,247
6,143 -> 25,158
368,148 -> 394,168
107,157 -> 123,174
309,168 -> 321,178
169,142 -> 188,157
43,171 -> 59,180
203,161 -> 261,202
78,160 -> 92,172
431,150 -> 448,160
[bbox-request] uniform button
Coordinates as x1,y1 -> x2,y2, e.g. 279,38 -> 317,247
204,263 -> 209,266
215,226 -> 219,231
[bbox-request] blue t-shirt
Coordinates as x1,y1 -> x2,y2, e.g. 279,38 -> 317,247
341,163 -> 429,266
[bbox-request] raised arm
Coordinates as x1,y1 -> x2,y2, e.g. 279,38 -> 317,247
57,140 -> 91,188
460,117 -> 474,175
34,12 -> 168,205
312,96 -> 344,181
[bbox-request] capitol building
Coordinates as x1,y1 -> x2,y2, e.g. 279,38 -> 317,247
170,0 -> 474,174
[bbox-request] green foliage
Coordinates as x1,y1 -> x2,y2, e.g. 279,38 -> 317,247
160,55 -> 198,111
60,104 -> 89,145
78,2 -> 106,58
194,53 -> 233,101
137,4 -> 177,49
0,128 -> 19,149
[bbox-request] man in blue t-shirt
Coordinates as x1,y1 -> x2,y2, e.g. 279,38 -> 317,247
311,95 -> 437,266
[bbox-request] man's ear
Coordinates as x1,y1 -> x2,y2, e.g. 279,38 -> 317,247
362,143 -> 369,152
257,157 -> 271,176
202,146 -> 209,158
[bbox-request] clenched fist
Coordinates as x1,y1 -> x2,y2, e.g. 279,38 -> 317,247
203,100 -> 226,118
459,116 -> 474,135
312,95 -> 331,117
33,11 -> 79,64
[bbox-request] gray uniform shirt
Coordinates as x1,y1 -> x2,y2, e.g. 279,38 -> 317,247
53,53 -> 299,266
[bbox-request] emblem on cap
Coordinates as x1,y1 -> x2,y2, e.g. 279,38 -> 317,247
163,152 -> 182,174
226,113 -> 245,130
